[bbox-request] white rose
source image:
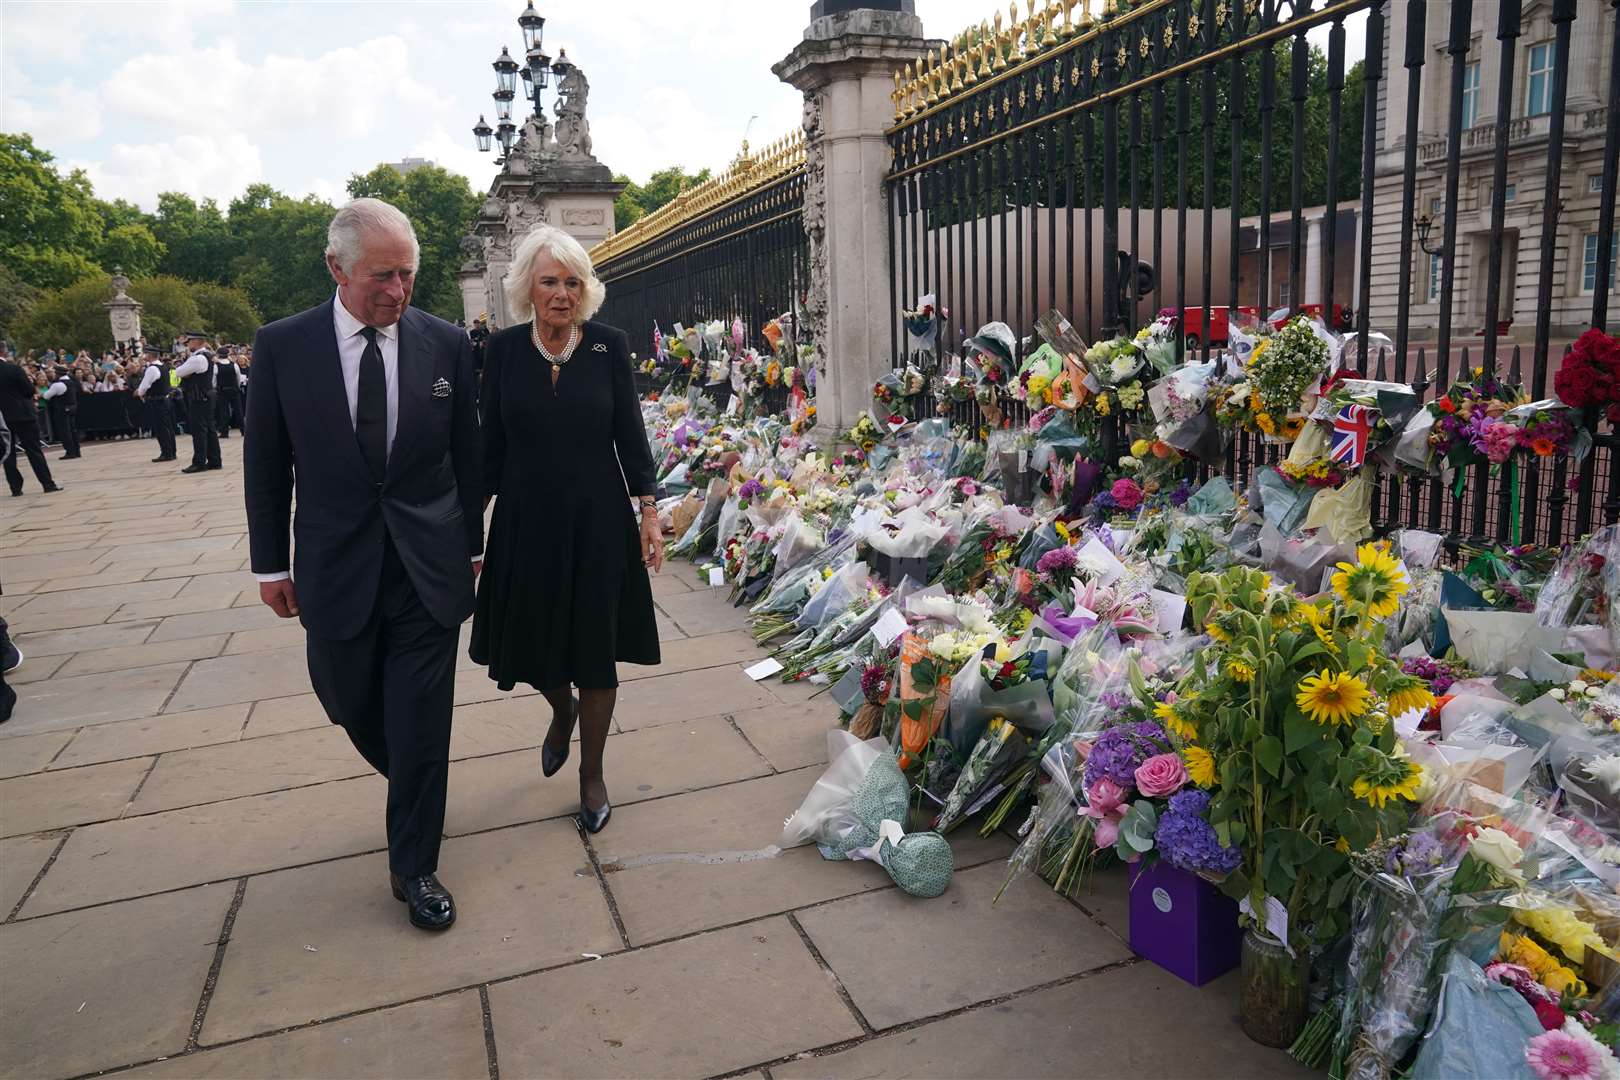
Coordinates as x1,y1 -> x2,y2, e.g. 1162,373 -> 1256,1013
1551,688 -> 1568,701
1572,679 -> 1590,693
1469,827 -> 1524,872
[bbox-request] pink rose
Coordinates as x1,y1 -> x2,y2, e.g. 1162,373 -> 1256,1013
1134,753 -> 1189,797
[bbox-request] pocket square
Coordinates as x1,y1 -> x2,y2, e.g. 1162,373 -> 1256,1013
591,343 -> 608,353
431,377 -> 452,398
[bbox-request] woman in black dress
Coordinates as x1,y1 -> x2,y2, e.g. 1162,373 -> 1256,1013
470,224 -> 664,834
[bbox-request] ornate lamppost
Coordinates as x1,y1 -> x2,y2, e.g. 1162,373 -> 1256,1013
472,2 -> 553,164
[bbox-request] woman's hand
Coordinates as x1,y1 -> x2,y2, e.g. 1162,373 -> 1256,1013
640,511 -> 664,573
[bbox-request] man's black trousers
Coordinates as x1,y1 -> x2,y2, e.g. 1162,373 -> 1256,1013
304,534 -> 456,877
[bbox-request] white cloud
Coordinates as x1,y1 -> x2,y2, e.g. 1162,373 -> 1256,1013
69,132 -> 264,209
0,70 -> 104,146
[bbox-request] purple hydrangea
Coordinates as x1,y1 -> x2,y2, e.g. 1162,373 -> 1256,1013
1385,830 -> 1444,876
737,478 -> 765,501
1082,720 -> 1168,790
1155,789 -> 1242,876
1098,691 -> 1131,712
1036,545 -> 1079,575
1169,480 -> 1192,508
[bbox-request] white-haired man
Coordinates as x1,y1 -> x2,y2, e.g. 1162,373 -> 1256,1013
244,198 -> 483,931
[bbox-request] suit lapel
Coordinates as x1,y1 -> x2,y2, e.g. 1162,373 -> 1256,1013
300,301 -> 369,479
388,309 -> 430,481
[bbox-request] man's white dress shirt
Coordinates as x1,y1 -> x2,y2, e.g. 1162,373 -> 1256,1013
174,348 -> 213,383
136,364 -> 161,397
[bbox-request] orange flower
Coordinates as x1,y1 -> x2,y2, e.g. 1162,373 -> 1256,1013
1530,437 -> 1557,457
1151,440 -> 1173,459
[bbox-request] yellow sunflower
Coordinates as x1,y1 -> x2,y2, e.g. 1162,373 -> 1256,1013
1204,620 -> 1231,644
1182,744 -> 1216,787
1330,542 -> 1410,620
1154,701 -> 1197,741
1385,680 -> 1437,718
1351,761 -> 1423,808
1296,669 -> 1371,726
1294,602 -> 1339,654
1255,411 -> 1278,435
1227,658 -> 1256,682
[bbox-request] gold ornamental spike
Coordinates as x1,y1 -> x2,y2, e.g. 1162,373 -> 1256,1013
892,69 -> 904,120
1042,2 -> 1060,46
924,55 -> 940,105
1060,0 -> 1074,36
950,45 -> 965,92
1078,0 -> 1093,28
991,10 -> 1008,71
1009,3 -> 1025,61
964,39 -> 981,84
977,24 -> 994,75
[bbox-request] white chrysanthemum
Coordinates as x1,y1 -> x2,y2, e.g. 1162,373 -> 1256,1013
1587,754 -> 1620,795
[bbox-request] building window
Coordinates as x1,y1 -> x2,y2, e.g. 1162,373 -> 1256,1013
1428,253 -> 1442,302
1278,280 -> 1292,309
1504,183 -> 1516,202
1593,175 -> 1606,195
1526,43 -> 1554,117
1461,62 -> 1481,128
1430,195 -> 1446,217
1585,233 -> 1619,294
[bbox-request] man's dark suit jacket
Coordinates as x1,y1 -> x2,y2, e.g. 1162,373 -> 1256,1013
244,300 -> 484,640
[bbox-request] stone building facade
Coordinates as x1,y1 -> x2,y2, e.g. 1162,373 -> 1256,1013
1367,4 -> 1615,342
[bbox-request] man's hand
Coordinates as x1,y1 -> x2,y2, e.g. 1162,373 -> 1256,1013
259,579 -> 299,619
640,514 -> 664,574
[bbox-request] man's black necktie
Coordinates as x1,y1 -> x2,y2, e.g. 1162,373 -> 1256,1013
356,326 -> 387,481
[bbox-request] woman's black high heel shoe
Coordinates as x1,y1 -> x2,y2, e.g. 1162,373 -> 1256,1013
580,798 -> 612,834
541,695 -> 578,778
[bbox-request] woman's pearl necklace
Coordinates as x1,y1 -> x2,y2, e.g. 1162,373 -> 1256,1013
532,320 -> 580,374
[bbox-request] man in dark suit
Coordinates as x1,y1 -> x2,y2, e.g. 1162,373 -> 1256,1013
244,198 -> 483,931
1,355 -> 62,496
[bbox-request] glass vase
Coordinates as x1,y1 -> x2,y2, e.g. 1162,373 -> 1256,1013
1239,928 -> 1308,1048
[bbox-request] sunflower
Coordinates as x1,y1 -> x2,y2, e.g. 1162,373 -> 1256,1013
1330,542 -> 1410,620
1351,760 -> 1423,808
1204,620 -> 1231,644
1182,744 -> 1216,787
1279,416 -> 1307,440
1227,658 -> 1256,682
1294,601 -> 1339,654
1296,669 -> 1371,726
1385,679 -> 1437,718
1255,411 -> 1278,435
1154,701 -> 1197,740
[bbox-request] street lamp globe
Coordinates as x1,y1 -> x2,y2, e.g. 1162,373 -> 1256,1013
493,46 -> 519,96
496,118 -> 517,155
526,45 -> 551,92
472,115 -> 493,153
551,48 -> 572,80
518,1 -> 546,52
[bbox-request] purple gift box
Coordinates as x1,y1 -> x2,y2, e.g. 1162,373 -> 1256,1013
1127,861 -> 1241,987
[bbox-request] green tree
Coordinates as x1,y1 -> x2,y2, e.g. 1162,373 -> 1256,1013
100,222 -> 166,278
15,274 -> 115,353
152,192 -> 237,284
613,165 -> 713,232
0,263 -> 41,347
0,133 -> 105,288
346,163 -> 480,321
190,281 -> 261,343
127,274 -> 204,349
226,184 -> 339,321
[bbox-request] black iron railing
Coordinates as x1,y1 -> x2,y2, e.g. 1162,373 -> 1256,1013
593,137 -> 809,358
884,0 -> 1619,547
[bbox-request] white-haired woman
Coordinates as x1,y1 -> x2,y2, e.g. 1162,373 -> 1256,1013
468,224 -> 662,834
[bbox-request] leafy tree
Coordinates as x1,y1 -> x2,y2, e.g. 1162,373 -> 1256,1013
613,165 -> 712,232
346,163 -> 480,321
152,192 -> 236,284
0,264 -> 40,347
126,275 -> 204,350
100,222 -> 166,278
226,185 -> 339,319
0,133 -> 105,288
15,274 -> 115,353
190,281 -> 261,343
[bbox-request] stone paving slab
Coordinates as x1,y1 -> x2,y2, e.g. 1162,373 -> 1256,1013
0,604 -> 119,632
795,861 -> 1134,1030
773,963 -> 1311,1079
130,725 -> 369,815
56,632 -> 229,678
487,917 -> 864,1079
443,715 -> 772,837
0,833 -> 59,915
612,665 -> 777,731
616,628 -> 765,682
165,645 -> 313,712
202,822 -> 619,1044
730,699 -> 839,773
0,755 -> 155,837
654,587 -> 753,636
9,661 -> 190,733
109,593 -> 248,624
126,992 -> 490,1080
50,705 -> 252,770
13,576 -> 184,615
11,618 -> 158,657
5,653 -> 69,685
0,882 -> 232,1080
146,604 -> 287,641
243,694 -> 329,738
222,623 -> 309,655
0,731 -> 73,777
23,775 -> 387,916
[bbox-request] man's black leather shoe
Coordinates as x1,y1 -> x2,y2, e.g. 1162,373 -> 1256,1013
390,873 -> 456,930
152,455 -> 176,463
181,464 -> 207,474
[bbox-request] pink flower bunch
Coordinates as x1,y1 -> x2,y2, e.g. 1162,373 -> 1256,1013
1525,1024 -> 1611,1080
1480,418 -> 1522,465
1134,753 -> 1189,797
1111,477 -> 1144,511
1083,777 -> 1129,848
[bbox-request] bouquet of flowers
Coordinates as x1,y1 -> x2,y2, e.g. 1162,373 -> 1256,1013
1220,316 -> 1332,441
1554,328 -> 1620,422
845,411 -> 885,453
902,294 -> 945,356
1426,369 -> 1530,471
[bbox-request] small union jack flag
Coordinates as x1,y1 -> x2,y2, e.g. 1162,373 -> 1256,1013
653,321 -> 666,362
1329,403 -> 1376,467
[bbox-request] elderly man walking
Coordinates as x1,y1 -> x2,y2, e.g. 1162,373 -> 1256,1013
244,198 -> 483,931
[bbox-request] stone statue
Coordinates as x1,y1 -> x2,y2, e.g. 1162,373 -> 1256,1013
109,266 -> 132,299
554,65 -> 594,161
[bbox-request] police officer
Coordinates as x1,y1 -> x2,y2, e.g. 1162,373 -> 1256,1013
134,344 -> 177,462
39,365 -> 81,459
0,355 -> 60,495
213,347 -> 244,438
174,330 -> 221,473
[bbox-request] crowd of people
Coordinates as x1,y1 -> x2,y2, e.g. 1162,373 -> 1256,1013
0,333 -> 251,494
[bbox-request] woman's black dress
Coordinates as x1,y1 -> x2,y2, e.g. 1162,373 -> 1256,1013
469,319 -> 660,690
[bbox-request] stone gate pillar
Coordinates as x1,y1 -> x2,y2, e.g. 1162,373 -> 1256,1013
774,2 -> 934,440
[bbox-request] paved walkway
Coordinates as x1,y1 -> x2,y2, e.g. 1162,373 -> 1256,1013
0,435 -> 1302,1079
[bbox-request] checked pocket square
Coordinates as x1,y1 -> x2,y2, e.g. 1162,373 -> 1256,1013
431,377 -> 452,398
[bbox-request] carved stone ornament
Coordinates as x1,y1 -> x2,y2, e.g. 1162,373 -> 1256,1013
799,90 -> 829,372
561,208 -> 604,226
554,65 -> 595,161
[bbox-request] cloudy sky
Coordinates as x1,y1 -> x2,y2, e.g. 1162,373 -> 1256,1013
0,0 -> 1366,211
